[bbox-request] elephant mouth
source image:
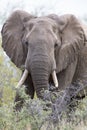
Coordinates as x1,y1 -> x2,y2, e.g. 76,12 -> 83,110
16,69 -> 58,89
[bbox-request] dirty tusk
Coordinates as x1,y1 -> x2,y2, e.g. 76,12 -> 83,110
52,70 -> 58,88
16,69 -> 28,88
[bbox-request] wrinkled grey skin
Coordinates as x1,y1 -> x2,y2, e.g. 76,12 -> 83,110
1,10 -> 87,107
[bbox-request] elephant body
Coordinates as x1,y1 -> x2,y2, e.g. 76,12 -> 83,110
1,10 -> 87,107
57,39 -> 87,92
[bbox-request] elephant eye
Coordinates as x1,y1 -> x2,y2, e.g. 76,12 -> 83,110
25,41 -> 28,46
29,23 -> 33,31
54,43 -> 58,48
53,26 -> 57,34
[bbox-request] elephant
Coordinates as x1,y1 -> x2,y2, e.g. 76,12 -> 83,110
1,10 -> 87,109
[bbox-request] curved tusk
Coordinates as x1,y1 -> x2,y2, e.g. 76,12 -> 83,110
16,69 -> 28,88
52,70 -> 58,88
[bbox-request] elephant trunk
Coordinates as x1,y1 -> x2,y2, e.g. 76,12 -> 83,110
30,55 -> 50,99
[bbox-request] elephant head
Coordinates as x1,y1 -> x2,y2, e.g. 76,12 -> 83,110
1,10 -> 85,99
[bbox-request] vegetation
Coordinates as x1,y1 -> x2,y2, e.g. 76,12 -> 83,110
0,87 -> 87,130
0,38 -> 21,105
0,37 -> 87,130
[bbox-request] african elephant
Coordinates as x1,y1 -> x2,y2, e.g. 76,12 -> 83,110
1,10 -> 87,104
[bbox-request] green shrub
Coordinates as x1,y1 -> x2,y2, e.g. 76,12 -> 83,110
0,87 -> 87,130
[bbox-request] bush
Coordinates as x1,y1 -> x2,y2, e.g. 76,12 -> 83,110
0,87 -> 87,130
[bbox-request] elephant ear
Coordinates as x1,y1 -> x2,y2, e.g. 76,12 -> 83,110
48,14 -> 85,73
1,10 -> 35,69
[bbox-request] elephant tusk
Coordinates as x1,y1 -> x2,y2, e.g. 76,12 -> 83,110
16,69 -> 28,88
52,70 -> 58,88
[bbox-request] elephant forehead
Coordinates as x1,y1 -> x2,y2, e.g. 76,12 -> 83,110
29,17 -> 57,27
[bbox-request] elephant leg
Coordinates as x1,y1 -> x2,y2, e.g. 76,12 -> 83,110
57,58 -> 77,90
14,74 -> 35,111
24,74 -> 35,99
14,90 -> 24,111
